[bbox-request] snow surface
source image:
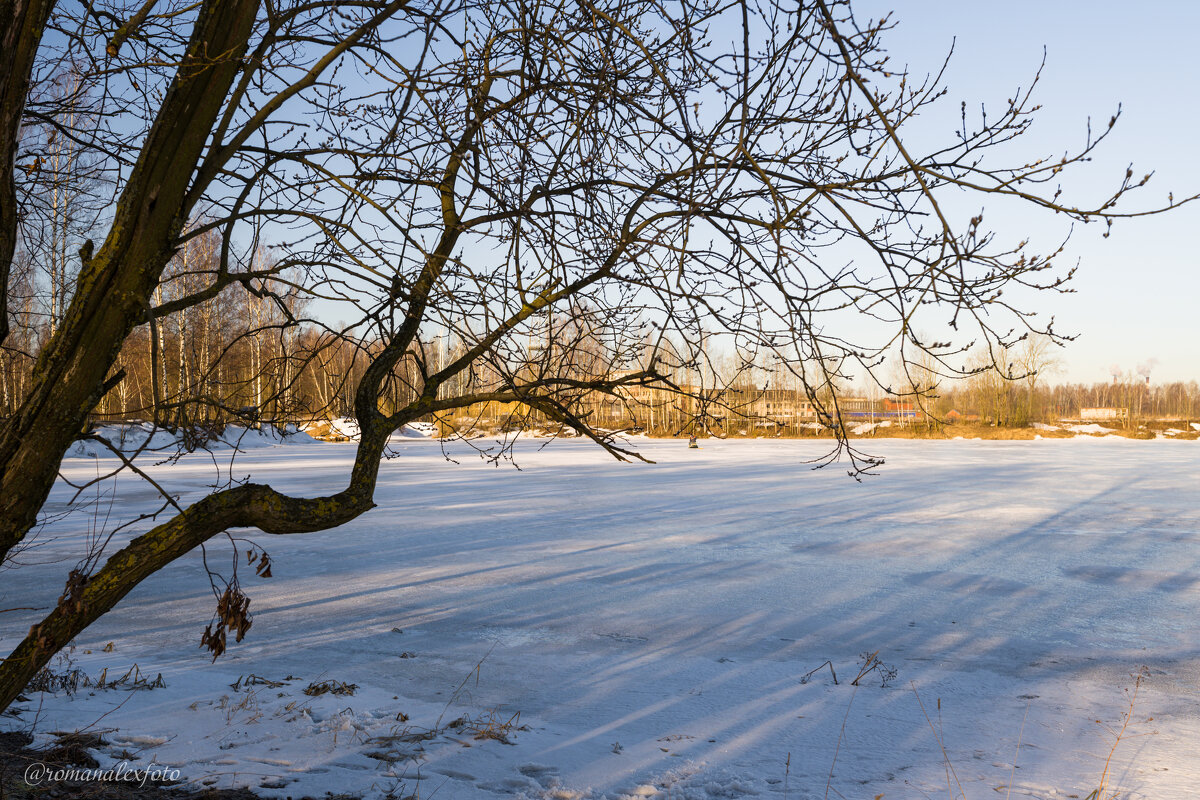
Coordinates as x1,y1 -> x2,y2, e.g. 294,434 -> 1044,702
4,438 -> 1200,799
396,421 -> 439,438
328,417 -> 362,439
64,423 -> 316,458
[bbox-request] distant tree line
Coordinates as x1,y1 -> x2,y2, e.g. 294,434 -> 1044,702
4,214 -> 1197,431
5,247 -> 1196,433
935,374 -> 1200,428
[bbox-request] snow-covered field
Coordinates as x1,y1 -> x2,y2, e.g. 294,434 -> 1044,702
3,437 -> 1199,799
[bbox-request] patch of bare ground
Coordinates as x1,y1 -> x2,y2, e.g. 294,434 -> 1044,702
0,732 -> 345,800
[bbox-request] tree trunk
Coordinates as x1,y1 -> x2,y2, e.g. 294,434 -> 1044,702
0,0 -> 58,346
0,0 -> 262,564
0,437 -> 387,711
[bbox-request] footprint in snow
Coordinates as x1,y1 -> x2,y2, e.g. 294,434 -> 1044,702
431,768 -> 476,781
517,762 -> 561,789
111,734 -> 170,747
597,632 -> 649,644
477,776 -> 540,793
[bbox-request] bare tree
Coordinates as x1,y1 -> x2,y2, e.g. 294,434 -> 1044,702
1014,333 -> 1062,423
0,0 -> 1190,709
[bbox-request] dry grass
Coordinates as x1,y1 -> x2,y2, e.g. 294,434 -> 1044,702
876,424 -> 1070,440
26,661 -> 166,696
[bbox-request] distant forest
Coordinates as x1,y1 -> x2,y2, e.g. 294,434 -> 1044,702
4,240 -> 1195,435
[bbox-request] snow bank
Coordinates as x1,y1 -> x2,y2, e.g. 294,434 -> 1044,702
396,421 -> 439,438
219,424 -> 317,449
327,416 -> 361,439
310,417 -> 439,440
1066,422 -> 1116,434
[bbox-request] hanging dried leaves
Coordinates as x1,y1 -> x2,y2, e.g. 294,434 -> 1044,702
245,548 -> 273,579
200,585 -> 253,661
57,569 -> 89,615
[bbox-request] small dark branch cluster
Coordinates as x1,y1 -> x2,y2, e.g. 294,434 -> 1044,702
200,582 -> 253,661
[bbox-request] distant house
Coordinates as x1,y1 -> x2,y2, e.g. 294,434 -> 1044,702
881,398 -> 917,417
1080,407 -> 1129,422
753,388 -> 816,421
838,397 -> 872,414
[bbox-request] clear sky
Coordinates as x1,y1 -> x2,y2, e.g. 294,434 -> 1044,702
307,2 -> 1198,386
847,1 -> 1200,384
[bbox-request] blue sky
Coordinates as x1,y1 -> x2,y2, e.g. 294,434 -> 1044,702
847,1 -> 1200,383
301,2 -> 1199,386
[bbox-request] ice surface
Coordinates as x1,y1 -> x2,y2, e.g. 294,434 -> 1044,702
5,437 -> 1200,799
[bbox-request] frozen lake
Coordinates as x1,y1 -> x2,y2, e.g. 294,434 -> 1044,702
3,436 -> 1199,799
